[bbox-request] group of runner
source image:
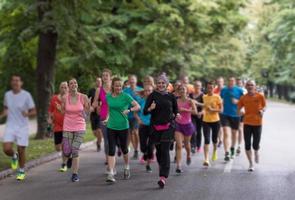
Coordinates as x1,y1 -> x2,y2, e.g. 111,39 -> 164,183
0,71 -> 266,188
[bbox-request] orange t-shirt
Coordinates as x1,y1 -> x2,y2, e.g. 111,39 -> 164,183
237,93 -> 266,126
213,87 -> 222,95
48,95 -> 64,132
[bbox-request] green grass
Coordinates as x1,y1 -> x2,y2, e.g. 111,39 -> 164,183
0,125 -> 95,171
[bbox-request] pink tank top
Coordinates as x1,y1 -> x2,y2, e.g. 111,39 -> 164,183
99,87 -> 108,120
63,93 -> 86,132
176,99 -> 192,124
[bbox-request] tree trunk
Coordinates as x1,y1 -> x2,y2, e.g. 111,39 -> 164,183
35,0 -> 58,139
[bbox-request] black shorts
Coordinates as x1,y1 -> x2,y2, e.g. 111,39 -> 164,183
240,115 -> 244,123
54,131 -> 63,145
90,112 -> 100,131
221,115 -> 240,130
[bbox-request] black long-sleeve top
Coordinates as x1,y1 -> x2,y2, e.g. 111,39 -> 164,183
143,91 -> 178,125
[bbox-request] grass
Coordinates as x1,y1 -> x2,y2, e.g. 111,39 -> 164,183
0,125 -> 95,171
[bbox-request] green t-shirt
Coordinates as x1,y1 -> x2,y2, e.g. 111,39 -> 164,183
106,92 -> 134,130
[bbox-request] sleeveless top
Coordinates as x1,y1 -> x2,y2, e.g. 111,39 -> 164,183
63,93 -> 86,132
176,99 -> 192,125
99,87 -> 108,121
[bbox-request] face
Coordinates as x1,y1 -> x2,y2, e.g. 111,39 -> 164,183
129,76 -> 137,87
179,85 -> 187,96
113,80 -> 123,94
144,85 -> 153,97
237,80 -> 244,87
194,81 -> 202,92
182,76 -> 189,84
96,77 -> 102,87
59,83 -> 68,95
11,76 -> 22,91
102,72 -> 111,83
174,81 -> 181,90
156,79 -> 167,92
246,82 -> 256,93
207,84 -> 214,94
69,79 -> 78,92
228,78 -> 236,87
144,77 -> 154,87
217,78 -> 224,87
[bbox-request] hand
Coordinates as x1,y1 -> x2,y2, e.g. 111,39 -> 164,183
122,109 -> 130,116
149,101 -> 156,111
231,98 -> 239,104
92,100 -> 98,108
90,106 -> 95,113
47,117 -> 53,124
102,119 -> 108,125
22,111 -> 29,117
197,112 -> 202,118
259,110 -> 264,117
137,119 -> 143,125
176,113 -> 181,120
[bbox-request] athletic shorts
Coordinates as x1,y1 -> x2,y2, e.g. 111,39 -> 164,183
54,131 -> 63,145
175,122 -> 195,136
240,115 -> 244,123
3,127 -> 29,147
221,115 -> 240,130
128,118 -> 138,132
90,112 -> 100,130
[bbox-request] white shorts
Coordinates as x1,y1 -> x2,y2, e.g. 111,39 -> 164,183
3,127 -> 29,147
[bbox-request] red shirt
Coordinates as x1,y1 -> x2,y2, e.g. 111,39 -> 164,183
48,95 -> 64,132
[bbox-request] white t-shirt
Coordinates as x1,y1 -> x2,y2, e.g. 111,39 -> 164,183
4,90 -> 35,130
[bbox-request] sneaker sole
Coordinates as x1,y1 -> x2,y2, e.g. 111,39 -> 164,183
158,180 -> 165,189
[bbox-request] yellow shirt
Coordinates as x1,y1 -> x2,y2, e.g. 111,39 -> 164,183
203,94 -> 222,123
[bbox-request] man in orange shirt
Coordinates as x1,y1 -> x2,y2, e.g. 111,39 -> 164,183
237,80 -> 266,172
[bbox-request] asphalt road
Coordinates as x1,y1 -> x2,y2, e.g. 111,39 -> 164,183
0,101 -> 294,200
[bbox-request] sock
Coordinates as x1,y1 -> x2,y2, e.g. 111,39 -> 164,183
124,164 -> 130,170
13,153 -> 18,159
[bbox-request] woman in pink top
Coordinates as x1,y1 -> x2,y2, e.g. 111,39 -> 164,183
61,78 -> 90,182
175,84 -> 197,174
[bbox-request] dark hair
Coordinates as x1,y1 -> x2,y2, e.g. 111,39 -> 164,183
11,74 -> 22,81
111,77 -> 122,93
207,81 -> 215,86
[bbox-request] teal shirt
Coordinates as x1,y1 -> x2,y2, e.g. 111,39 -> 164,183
106,92 -> 134,130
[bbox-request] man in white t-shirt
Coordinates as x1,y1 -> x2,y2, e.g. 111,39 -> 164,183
0,74 -> 36,181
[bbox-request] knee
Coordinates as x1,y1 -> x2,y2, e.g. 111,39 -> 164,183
121,147 -> 129,155
72,150 -> 79,158
176,143 -> 182,150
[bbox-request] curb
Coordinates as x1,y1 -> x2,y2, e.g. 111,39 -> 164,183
0,140 -> 96,181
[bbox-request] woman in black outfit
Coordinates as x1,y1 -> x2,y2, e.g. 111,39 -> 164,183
190,80 -> 204,153
144,74 -> 179,189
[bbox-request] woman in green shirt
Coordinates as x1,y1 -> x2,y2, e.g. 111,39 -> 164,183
105,77 -> 140,183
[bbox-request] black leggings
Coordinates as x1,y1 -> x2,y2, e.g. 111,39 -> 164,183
203,121 -> 220,145
155,141 -> 171,178
244,125 -> 262,151
139,125 -> 154,160
191,116 -> 203,148
107,128 -> 129,156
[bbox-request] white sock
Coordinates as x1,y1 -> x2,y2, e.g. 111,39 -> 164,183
19,168 -> 25,173
13,153 -> 18,159
124,164 -> 130,170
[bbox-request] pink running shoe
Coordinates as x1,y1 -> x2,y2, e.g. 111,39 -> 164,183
197,147 -> 203,153
158,176 -> 166,189
139,156 -> 145,165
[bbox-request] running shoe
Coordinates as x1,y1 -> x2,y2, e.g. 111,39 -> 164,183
175,168 -> 183,174
139,156 -> 145,165
196,147 -> 202,153
157,177 -> 166,189
132,151 -> 139,160
230,147 -> 235,159
67,157 -> 73,169
212,150 -> 218,161
16,171 -> 26,181
71,173 -> 80,182
191,147 -> 196,154
248,166 -> 255,172
123,169 -> 131,179
186,157 -> 192,166
203,161 -> 210,167
11,153 -> 18,170
146,165 -> 152,173
236,146 -> 241,155
59,164 -> 67,172
106,173 -> 116,183
224,152 -> 230,162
